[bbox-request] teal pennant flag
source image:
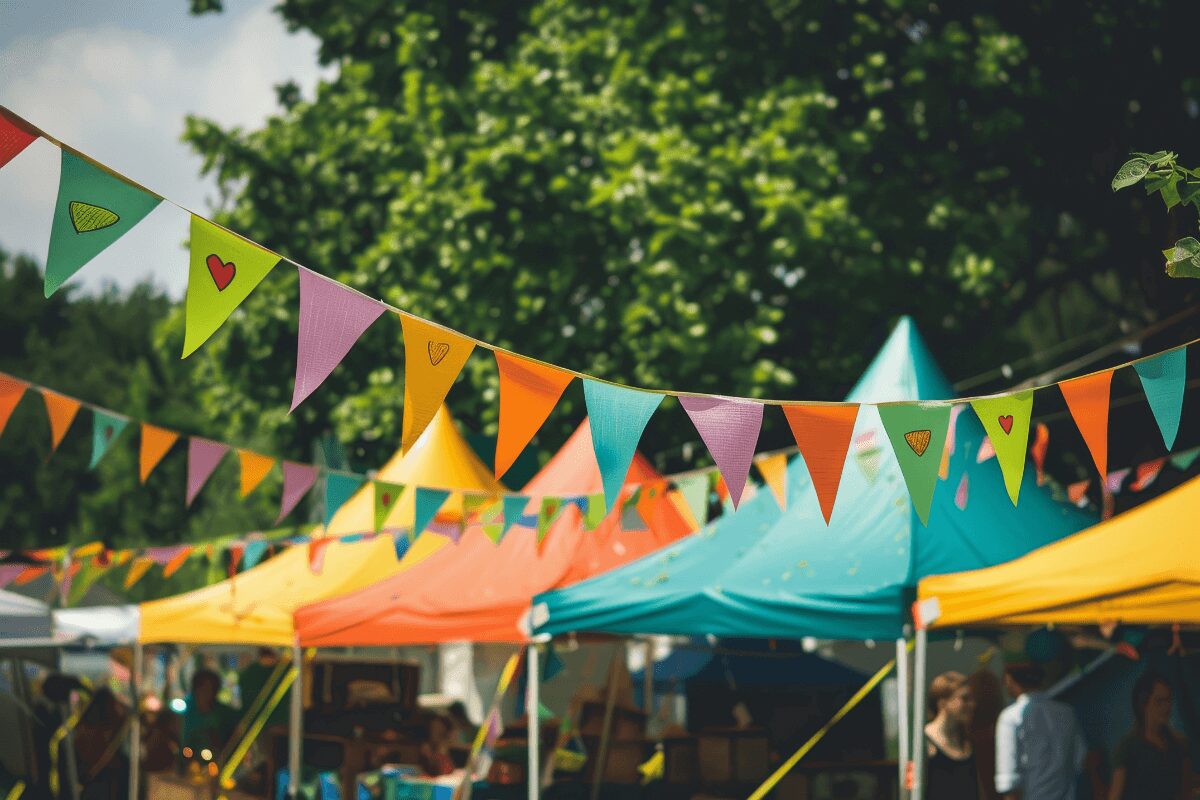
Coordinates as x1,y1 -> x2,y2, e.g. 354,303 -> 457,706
1134,348 -> 1186,450
413,487 -> 450,539
583,380 -> 663,512
89,409 -> 129,469
324,472 -> 366,526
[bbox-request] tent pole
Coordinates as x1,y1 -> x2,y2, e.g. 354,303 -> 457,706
128,640 -> 142,800
910,629 -> 928,799
287,642 -> 303,799
895,637 -> 909,800
526,642 -> 540,800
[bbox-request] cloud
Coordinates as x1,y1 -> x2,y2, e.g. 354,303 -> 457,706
0,3 -> 328,296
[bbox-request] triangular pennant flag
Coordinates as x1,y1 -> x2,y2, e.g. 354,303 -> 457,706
374,481 -> 404,531
123,557 -> 154,589
237,449 -> 275,497
88,409 -> 129,469
494,352 -> 574,478
501,495 -> 531,538
583,493 -> 607,530
0,564 -> 24,589
414,487 -> 451,539
0,110 -> 37,171
41,390 -> 81,452
139,424 -> 179,483
542,643 -> 565,681
878,402 -> 952,525
324,472 -> 366,526
227,543 -> 245,577
1134,348 -> 1186,450
537,497 -> 564,545
162,546 -> 193,578
182,216 -> 281,357
969,390 -> 1033,505
1030,422 -> 1050,486
954,472 -> 969,510
1130,457 -> 1166,492
1170,447 -> 1200,471
242,539 -> 268,570
1105,467 -> 1131,494
45,150 -> 162,296
0,375 -> 27,437
754,453 -> 789,511
481,499 -> 506,543
392,531 -> 411,561
399,315 -> 476,451
679,395 -> 763,508
277,461 -> 319,523
1067,479 -> 1091,506
1058,370 -> 1113,478
307,538 -> 333,575
674,474 -> 709,529
13,565 -> 50,586
582,380 -> 664,512
290,267 -> 386,411
781,404 -> 859,524
187,438 -> 229,506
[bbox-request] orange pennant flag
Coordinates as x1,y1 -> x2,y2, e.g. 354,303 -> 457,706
139,424 -> 180,483
754,452 -> 789,510
0,375 -> 27,437
399,315 -> 476,451
238,449 -> 276,497
782,404 -> 860,524
1059,371 -> 1113,478
41,390 -> 81,452
124,557 -> 154,589
14,564 -> 50,586
162,546 -> 193,578
494,352 -> 574,478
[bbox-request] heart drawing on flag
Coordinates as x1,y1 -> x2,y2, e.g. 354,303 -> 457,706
998,414 -> 1014,434
206,253 -> 236,291
904,429 -> 932,457
381,492 -> 391,506
428,341 -> 450,366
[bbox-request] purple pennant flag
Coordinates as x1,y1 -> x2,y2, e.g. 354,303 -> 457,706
187,438 -> 230,506
278,461 -> 320,523
0,563 -> 25,589
290,268 -> 387,412
679,395 -> 764,508
143,544 -> 190,565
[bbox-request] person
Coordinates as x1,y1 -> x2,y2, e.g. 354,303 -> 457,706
417,715 -> 456,777
1108,671 -> 1192,800
179,669 -> 237,760
925,671 -> 979,800
73,688 -> 129,800
446,701 -> 474,747
995,662 -> 1086,800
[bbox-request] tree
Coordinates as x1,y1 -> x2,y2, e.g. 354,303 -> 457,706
178,0 -> 1200,477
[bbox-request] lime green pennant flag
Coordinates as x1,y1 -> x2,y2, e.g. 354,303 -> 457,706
374,481 -> 404,531
481,497 -> 505,543
88,409 -> 129,469
182,216 -> 280,357
878,402 -> 952,525
583,493 -> 606,530
45,151 -> 162,296
674,474 -> 709,528
969,391 -> 1033,505
537,497 -> 564,544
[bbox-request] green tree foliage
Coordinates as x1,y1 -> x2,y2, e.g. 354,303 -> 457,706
1112,151 -> 1200,276
177,0 -> 1200,472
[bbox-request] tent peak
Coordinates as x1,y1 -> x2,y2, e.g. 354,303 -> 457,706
845,316 -> 954,404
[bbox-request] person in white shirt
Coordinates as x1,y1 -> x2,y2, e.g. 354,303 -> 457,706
995,662 -> 1087,800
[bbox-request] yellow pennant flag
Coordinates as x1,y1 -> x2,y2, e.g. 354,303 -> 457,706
399,314 -> 475,451
754,453 -> 789,510
123,557 -> 154,589
238,449 -> 276,497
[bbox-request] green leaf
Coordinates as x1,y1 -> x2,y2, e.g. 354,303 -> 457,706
1163,238 -> 1200,277
1165,256 -> 1200,278
1178,182 -> 1200,207
1161,177 -> 1182,209
1112,158 -> 1150,191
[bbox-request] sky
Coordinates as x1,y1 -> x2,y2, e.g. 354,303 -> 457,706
0,1 -> 329,297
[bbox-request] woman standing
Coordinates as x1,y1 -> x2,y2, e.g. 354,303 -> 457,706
1108,672 -> 1191,800
925,670 -> 980,800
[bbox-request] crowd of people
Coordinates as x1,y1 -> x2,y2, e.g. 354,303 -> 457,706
924,663 -> 1193,800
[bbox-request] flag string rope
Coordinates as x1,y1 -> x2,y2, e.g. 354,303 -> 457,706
2,104 -> 1196,408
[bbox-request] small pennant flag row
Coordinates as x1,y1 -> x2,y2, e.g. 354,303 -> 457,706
0,107 -> 1196,523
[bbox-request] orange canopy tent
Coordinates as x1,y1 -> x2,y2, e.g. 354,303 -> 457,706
293,419 -> 693,645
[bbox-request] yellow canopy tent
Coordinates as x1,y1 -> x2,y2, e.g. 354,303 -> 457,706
138,406 -> 507,645
917,474 -> 1200,629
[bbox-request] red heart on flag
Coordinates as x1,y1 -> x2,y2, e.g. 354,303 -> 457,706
206,253 -> 236,291
381,492 -> 391,506
998,415 -> 1014,435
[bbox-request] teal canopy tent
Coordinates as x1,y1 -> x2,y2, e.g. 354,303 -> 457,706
533,317 -> 1094,640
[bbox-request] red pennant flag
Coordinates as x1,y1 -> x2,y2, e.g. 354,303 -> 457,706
227,543 -> 245,577
1059,371 -> 1113,478
1067,479 -> 1090,506
0,375 -> 27,437
0,109 -> 37,171
494,352 -> 574,478
308,538 -> 333,575
1030,422 -> 1049,486
1130,457 -> 1166,492
781,404 -> 859,524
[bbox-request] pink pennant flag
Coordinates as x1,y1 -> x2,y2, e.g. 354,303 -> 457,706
1030,423 -> 1049,486
679,395 -> 763,508
954,472 -> 969,511
278,461 -> 319,522
1104,467 -> 1131,495
143,544 -> 191,565
0,563 -> 25,589
484,709 -> 502,747
187,438 -> 229,506
1130,457 -> 1166,492
290,268 -> 387,411
976,436 -> 995,463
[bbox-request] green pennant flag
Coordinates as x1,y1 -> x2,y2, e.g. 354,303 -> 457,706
1170,447 -> 1200,471
45,151 -> 162,296
969,391 -> 1033,505
878,402 -> 952,525
501,495 -> 531,539
374,481 -> 404,531
325,472 -> 366,526
481,497 -> 505,543
675,474 -> 709,528
537,497 -> 564,544
182,216 -> 280,357
583,493 -> 607,530
88,409 -> 129,469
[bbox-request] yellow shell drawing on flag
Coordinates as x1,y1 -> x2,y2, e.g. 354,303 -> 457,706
904,429 -> 932,457
68,201 -> 120,233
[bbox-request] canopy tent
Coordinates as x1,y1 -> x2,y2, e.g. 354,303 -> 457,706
138,406 -> 504,645
54,605 -> 140,646
0,590 -> 53,641
917,473 -> 1200,628
293,420 -> 694,646
533,316 -> 1094,641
